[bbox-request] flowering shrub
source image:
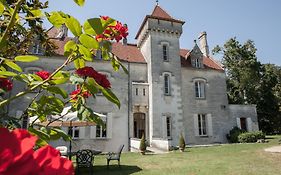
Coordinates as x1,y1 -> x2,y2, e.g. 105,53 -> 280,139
0,128 -> 74,175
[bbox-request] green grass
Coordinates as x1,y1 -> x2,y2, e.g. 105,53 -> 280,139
76,135 -> 281,175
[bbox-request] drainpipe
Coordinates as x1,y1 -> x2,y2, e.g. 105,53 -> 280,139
127,58 -> 131,151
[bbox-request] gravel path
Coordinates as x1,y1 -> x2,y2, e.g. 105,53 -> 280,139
264,146 -> 281,153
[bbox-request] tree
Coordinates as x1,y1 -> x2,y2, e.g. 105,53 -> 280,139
213,38 -> 281,134
0,0 -> 128,173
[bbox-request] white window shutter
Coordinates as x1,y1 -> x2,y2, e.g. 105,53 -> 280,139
207,114 -> 213,136
90,126 -> 96,139
79,127 -> 85,139
193,114 -> 199,136
107,114 -> 113,139
236,118 -> 241,129
201,82 -> 205,98
246,118 -> 252,132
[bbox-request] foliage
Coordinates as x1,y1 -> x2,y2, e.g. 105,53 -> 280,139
179,133 -> 185,149
0,0 -> 128,148
226,126 -> 243,143
213,38 -> 281,134
0,128 -> 74,174
238,131 -> 265,143
139,134 -> 146,151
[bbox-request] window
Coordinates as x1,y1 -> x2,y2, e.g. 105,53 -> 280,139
96,118 -> 107,138
136,88 -> 138,96
68,126 -> 79,139
195,81 -> 205,98
143,88 -> 145,96
198,114 -> 207,136
166,116 -> 172,138
32,43 -> 43,55
195,58 -> 200,68
164,74 -> 170,95
240,118 -> 247,131
163,45 -> 168,61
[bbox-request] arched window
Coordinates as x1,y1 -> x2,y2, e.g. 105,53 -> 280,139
195,81 -> 205,98
164,74 -> 170,95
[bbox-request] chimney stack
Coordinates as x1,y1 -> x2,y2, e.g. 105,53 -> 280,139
198,31 -> 209,57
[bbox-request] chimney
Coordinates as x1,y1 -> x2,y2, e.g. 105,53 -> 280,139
198,31 -> 209,57
123,38 -> 127,45
56,24 -> 68,40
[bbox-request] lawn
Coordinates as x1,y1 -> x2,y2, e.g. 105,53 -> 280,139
76,135 -> 281,175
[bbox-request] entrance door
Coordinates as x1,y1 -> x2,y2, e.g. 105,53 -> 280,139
240,118 -> 247,131
133,113 -> 145,139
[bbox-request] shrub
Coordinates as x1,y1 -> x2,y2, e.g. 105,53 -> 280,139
139,134 -> 146,151
226,127 -> 243,143
238,131 -> 266,143
179,133 -> 186,149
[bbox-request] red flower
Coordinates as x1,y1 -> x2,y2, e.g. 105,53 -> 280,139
100,16 -> 109,21
0,128 -> 74,175
36,71 -> 50,80
70,88 -> 91,100
0,78 -> 13,91
75,67 -> 97,77
92,72 -> 111,89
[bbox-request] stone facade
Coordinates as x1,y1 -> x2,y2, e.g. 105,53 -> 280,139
8,5 -> 259,152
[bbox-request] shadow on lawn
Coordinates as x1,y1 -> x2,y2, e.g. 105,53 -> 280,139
75,165 -> 142,175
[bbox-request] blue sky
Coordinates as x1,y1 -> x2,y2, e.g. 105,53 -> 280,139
46,0 -> 281,65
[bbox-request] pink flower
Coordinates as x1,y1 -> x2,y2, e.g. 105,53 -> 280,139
0,128 -> 74,175
75,67 -> 96,77
0,78 -> 13,91
36,71 -> 50,80
70,88 -> 91,100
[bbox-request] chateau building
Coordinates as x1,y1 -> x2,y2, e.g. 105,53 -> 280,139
9,4 -> 258,152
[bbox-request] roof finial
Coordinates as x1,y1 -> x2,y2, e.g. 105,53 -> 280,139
156,0 -> 159,5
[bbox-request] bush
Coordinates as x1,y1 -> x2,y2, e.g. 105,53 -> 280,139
139,134 -> 146,151
179,133 -> 186,149
226,127 -> 243,143
238,131 -> 266,143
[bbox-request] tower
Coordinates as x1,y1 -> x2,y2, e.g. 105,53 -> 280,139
135,4 -> 185,148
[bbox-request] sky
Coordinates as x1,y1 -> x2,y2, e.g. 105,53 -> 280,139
45,0 -> 281,65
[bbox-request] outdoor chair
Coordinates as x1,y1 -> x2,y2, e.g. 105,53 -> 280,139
76,149 -> 94,175
55,146 -> 67,156
106,144 -> 124,168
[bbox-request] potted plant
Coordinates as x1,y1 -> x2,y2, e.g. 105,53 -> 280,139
179,133 -> 186,152
139,134 -> 146,155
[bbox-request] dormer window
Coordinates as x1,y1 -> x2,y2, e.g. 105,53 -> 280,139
195,58 -> 200,68
163,45 -> 168,61
32,43 -> 43,55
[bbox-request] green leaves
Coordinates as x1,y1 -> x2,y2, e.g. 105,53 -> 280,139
79,34 -> 99,49
65,16 -> 82,37
0,71 -> 18,77
101,88 -> 120,108
84,18 -> 103,35
74,58 -> 85,69
47,86 -> 68,99
15,55 -> 39,62
73,0 -> 85,6
51,71 -> 70,85
46,11 -> 65,28
0,2 -> 4,15
78,45 -> 93,61
64,40 -> 77,56
4,60 -> 22,72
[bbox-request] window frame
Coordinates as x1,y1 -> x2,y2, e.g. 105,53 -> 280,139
164,74 -> 171,96
166,116 -> 172,139
195,81 -> 205,99
198,114 -> 207,136
163,44 -> 169,61
96,115 -> 107,139
68,126 -> 80,139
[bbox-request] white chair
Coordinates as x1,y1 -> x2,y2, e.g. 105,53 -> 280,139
56,146 -> 68,156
